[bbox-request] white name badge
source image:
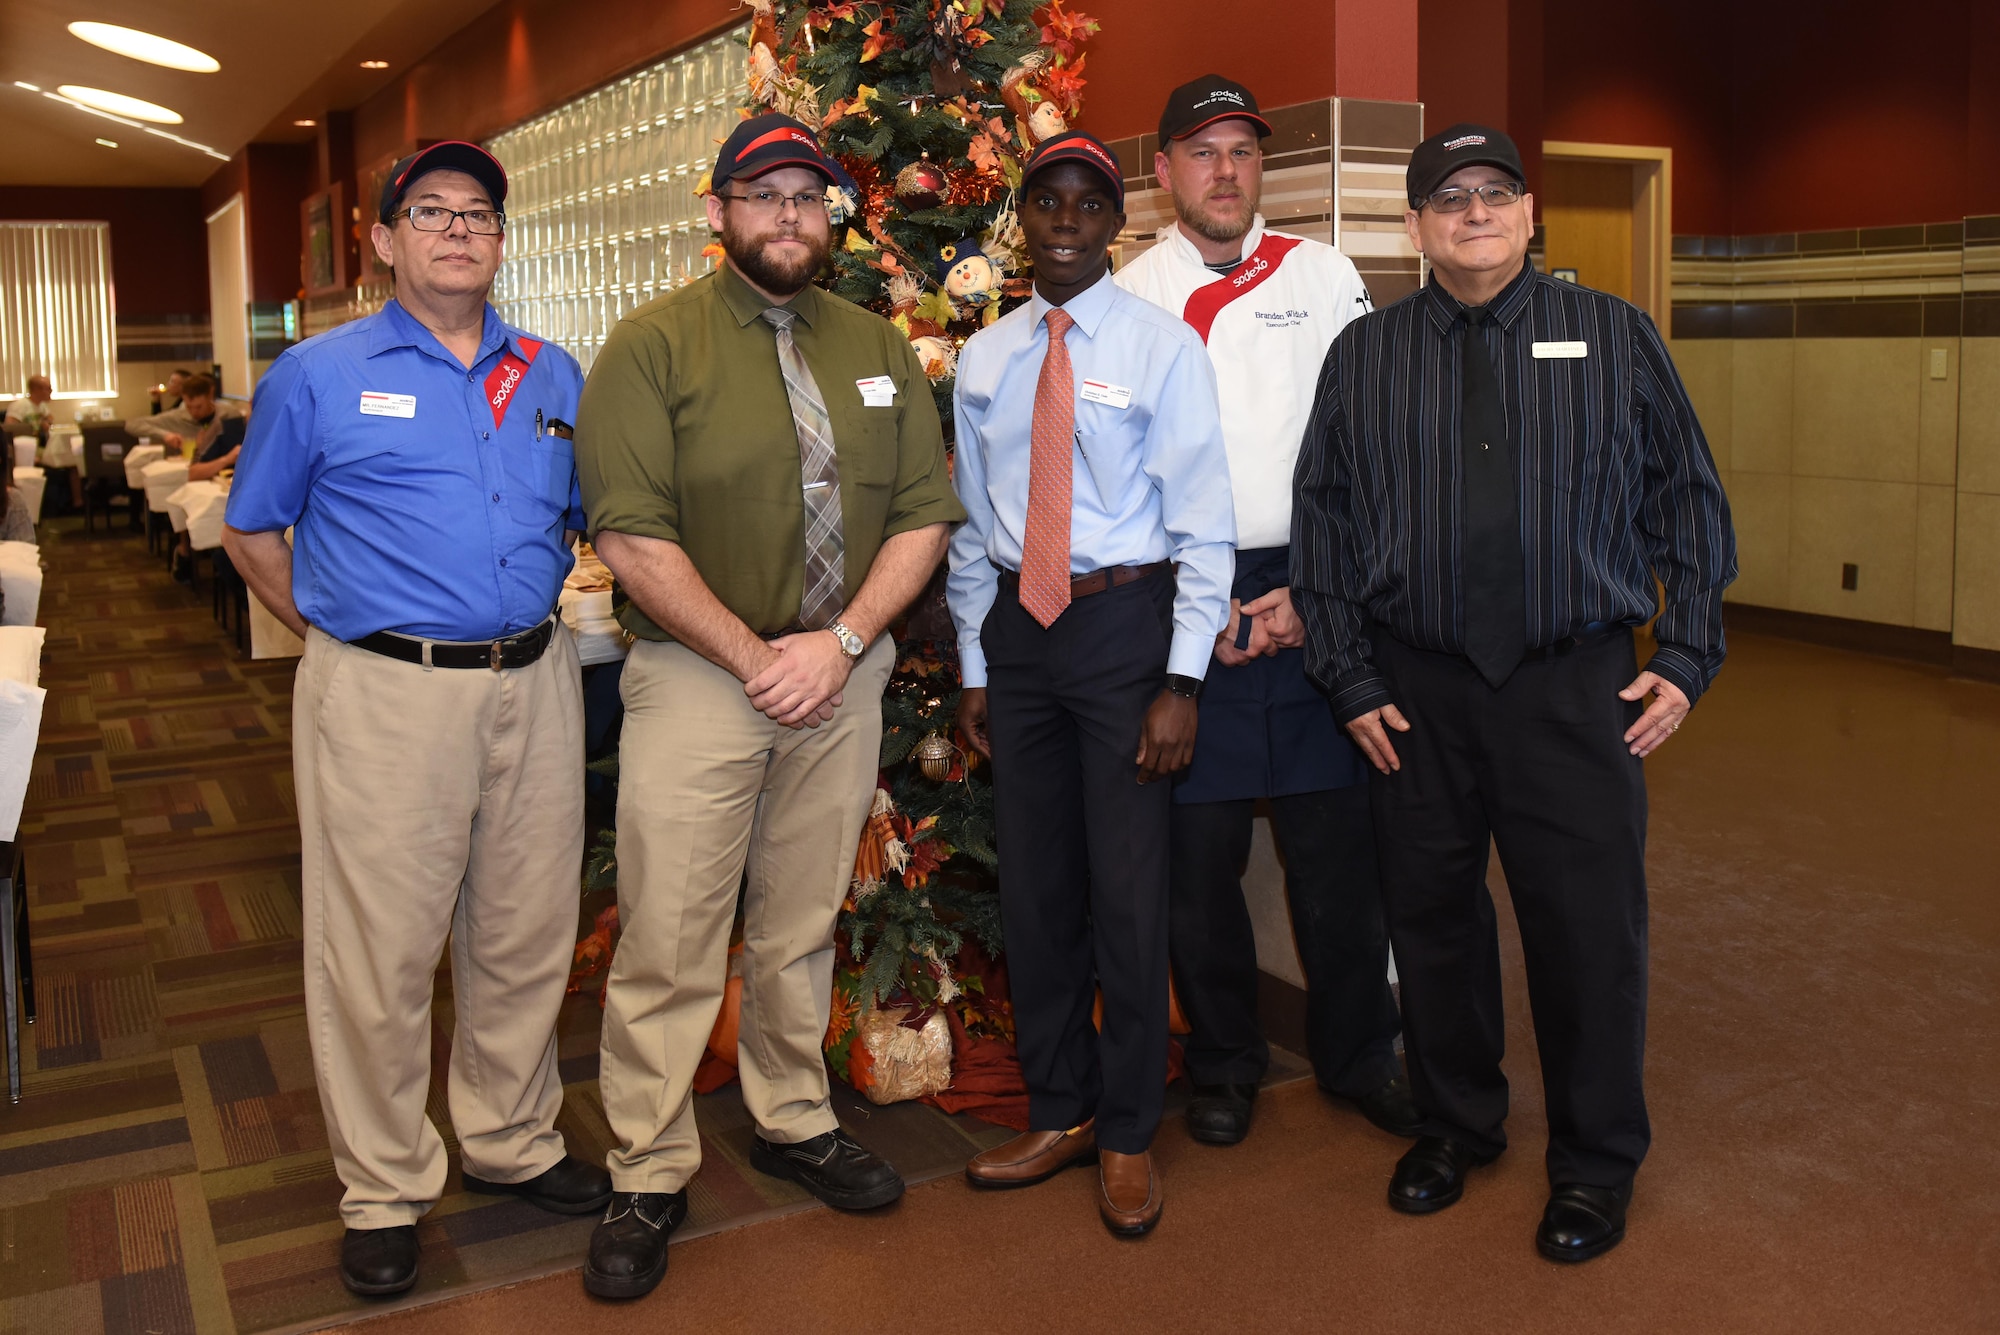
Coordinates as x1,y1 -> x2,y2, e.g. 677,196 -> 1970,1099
1531,341 -> 1588,359
856,374 -> 896,407
1079,378 -> 1132,409
359,391 -> 417,418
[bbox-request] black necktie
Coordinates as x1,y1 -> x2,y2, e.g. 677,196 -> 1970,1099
1459,308 -> 1525,688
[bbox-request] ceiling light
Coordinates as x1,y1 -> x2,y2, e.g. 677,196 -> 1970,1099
13,81 -> 39,92
56,85 -> 182,124
68,22 -> 219,73
7,80 -> 227,159
359,60 -> 390,70
95,138 -> 118,148
294,118 -> 317,127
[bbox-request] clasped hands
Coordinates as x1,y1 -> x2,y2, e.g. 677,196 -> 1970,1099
1213,586 -> 1305,667
1344,670 -> 1693,774
743,630 -> 851,729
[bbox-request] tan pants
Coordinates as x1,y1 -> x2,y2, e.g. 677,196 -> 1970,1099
293,624 -> 585,1228
600,634 -> 894,1191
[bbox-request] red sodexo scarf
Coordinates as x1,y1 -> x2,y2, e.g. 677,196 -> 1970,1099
1180,234 -> 1303,343
483,337 -> 543,428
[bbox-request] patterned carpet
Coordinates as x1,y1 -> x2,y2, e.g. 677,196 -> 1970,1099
0,520 -> 1016,1335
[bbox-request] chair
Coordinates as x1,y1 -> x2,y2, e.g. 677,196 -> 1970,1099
0,840 -> 33,1104
79,426 -> 142,536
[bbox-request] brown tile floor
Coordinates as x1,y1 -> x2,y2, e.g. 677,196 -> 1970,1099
362,630 -> 2000,1334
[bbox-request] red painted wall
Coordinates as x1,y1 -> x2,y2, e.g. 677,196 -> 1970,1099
0,187 -> 208,320
200,143 -> 317,305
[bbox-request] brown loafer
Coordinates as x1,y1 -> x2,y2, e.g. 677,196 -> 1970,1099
965,1121 -> 1098,1189
1097,1149 -> 1163,1237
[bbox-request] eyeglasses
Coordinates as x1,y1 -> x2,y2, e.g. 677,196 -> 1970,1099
1420,182 -> 1525,213
396,206 -> 506,234
719,189 -> 829,216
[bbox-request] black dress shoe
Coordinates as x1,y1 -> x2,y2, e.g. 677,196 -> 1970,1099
1387,1135 -> 1495,1215
1537,1182 -> 1630,1263
583,1191 -> 687,1299
1185,1083 -> 1258,1145
464,1154 -> 613,1215
1349,1074 -> 1425,1138
340,1225 -> 418,1296
750,1128 -> 905,1210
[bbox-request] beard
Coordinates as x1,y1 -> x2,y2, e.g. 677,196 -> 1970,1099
1173,185 -> 1259,246
721,216 -> 831,297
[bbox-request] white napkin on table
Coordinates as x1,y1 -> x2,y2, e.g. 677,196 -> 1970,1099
0,677 -> 44,840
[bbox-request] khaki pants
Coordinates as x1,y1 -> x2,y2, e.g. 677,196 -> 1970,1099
600,634 -> 894,1191
294,624 -> 585,1228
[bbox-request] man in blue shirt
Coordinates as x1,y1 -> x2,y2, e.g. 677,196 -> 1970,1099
223,141 -> 611,1298
949,131 -> 1235,1238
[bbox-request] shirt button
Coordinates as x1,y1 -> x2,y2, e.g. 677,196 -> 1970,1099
492,493 -> 501,502
466,372 -> 474,382
500,558 -> 509,567
483,431 -> 490,440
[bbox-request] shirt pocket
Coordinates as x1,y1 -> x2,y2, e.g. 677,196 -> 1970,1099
835,412 -> 900,490
504,438 -> 576,524
1074,424 -> 1141,510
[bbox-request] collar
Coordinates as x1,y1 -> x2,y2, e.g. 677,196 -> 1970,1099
716,260 -> 823,328
368,298 -> 520,363
1158,214 -> 1268,272
1029,267 -> 1118,339
1421,254 -> 1538,335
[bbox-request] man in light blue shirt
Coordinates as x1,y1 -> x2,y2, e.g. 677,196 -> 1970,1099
950,131 -> 1235,1238
223,141 -> 610,1299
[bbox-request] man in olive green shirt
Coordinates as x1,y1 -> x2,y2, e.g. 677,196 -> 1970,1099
574,114 -> 963,1302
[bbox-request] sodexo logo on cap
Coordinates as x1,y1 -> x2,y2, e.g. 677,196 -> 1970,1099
744,126 -> 820,155
1444,134 -> 1489,151
1192,89 -> 1247,109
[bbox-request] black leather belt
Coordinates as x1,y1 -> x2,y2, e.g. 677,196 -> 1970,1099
349,616 -> 558,670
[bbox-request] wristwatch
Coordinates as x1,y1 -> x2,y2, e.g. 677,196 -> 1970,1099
828,621 -> 866,660
1164,673 -> 1202,700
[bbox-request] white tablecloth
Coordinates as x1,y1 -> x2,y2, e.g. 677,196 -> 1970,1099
0,542 -> 41,628
10,438 -> 33,469
123,443 -> 166,488
41,433 -> 78,470
12,467 -> 44,523
143,459 -> 190,512
164,481 -> 228,550
0,626 -> 45,841
560,585 -> 629,666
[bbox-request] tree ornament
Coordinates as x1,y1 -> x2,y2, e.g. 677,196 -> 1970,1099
914,730 -> 955,781
895,156 -> 948,213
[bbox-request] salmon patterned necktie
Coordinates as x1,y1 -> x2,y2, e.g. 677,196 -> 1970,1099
1019,307 -> 1075,628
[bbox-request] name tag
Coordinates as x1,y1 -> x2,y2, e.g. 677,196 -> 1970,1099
1531,341 -> 1588,359
856,374 -> 895,407
1079,379 -> 1132,409
359,391 -> 417,418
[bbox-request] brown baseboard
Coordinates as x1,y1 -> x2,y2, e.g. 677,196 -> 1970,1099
1723,603 -> 2000,682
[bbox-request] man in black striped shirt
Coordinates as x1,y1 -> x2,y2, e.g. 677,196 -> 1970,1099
1291,124 -> 1734,1264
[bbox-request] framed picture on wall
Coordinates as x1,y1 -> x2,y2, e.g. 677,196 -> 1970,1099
359,152 -> 400,282
301,183 -> 348,296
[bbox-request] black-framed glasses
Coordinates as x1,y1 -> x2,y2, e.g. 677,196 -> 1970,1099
1419,182 -> 1525,214
718,188 -> 829,216
396,205 -> 506,234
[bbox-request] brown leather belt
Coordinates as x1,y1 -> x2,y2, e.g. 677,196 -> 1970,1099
996,560 -> 1169,600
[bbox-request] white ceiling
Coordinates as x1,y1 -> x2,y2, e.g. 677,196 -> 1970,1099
0,0 -> 500,187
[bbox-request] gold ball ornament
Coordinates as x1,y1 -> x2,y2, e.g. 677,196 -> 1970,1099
913,730 -> 955,781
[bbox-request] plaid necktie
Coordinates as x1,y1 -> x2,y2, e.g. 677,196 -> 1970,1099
1019,307 -> 1076,628
761,306 -> 845,631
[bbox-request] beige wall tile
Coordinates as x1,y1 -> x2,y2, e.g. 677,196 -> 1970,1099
1670,339 -> 1733,470
1958,338 -> 2000,496
1918,341 -> 1960,487
1953,492 -> 2000,650
1791,339 -> 1920,483
1787,476 -> 1917,625
1731,339 -> 1793,475
1720,470 -> 1790,607
1915,483 -> 1956,631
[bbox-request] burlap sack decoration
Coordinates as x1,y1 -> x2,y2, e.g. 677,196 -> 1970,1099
856,1006 -> 953,1104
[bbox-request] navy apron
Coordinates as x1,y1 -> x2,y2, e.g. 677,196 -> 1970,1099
1172,546 -> 1369,805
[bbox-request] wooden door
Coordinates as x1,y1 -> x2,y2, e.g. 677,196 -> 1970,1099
1540,159 -> 1635,301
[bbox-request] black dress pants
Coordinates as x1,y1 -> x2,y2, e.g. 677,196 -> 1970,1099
983,571 -> 1174,1155
1168,787 -> 1402,1094
1370,627 -> 1650,1189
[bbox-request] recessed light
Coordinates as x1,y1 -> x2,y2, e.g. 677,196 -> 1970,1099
95,137 -> 118,148
68,22 -> 219,73
56,85 -> 182,124
294,119 -> 317,127
12,81 -> 39,92
359,60 -> 390,70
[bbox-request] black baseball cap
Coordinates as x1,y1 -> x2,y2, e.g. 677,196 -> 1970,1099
712,113 -> 839,192
1022,130 -> 1125,209
1406,123 -> 1526,207
1158,74 -> 1272,143
378,141 -> 509,224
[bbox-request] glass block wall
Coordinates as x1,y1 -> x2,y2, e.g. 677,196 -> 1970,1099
485,27 -> 748,371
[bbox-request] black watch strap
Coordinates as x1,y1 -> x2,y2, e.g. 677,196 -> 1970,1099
1164,673 -> 1202,699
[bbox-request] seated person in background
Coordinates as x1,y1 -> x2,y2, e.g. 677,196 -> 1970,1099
169,413 -> 247,584
125,372 -> 243,448
4,375 -> 55,439
152,369 -> 191,414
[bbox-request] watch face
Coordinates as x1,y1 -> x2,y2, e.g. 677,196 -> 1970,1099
838,627 -> 864,657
